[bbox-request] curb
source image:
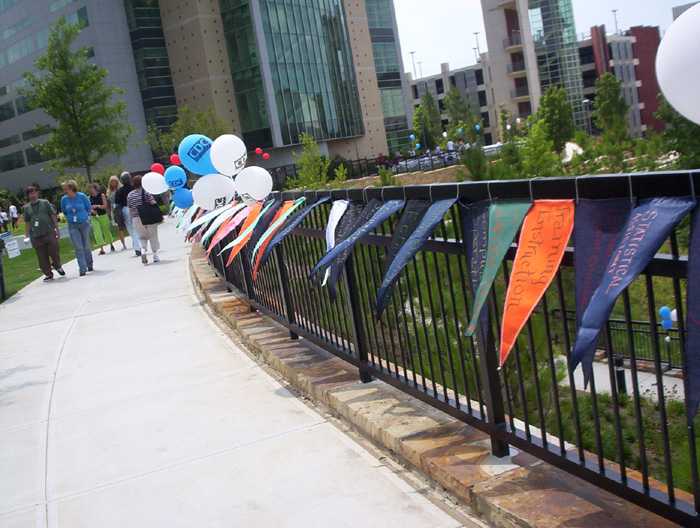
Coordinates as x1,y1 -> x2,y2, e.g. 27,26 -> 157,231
189,248 -> 678,528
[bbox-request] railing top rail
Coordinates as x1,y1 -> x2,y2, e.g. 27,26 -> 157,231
276,170 -> 700,203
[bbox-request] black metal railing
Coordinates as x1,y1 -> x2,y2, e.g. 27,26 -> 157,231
207,172 -> 700,526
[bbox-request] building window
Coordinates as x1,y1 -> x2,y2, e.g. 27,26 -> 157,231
372,42 -> 399,74
22,125 -> 51,141
380,88 -> 405,118
0,150 -> 25,171
365,0 -> 393,29
438,98 -> 445,112
0,0 -> 20,15
14,96 -> 33,115
2,16 -> 32,41
66,6 -> 89,28
481,112 -> 490,127
412,85 -> 418,99
0,100 -> 15,122
25,146 -> 46,165
0,134 -> 19,149
484,133 -> 493,145
478,90 -> 487,107
435,78 -> 444,95
449,75 -> 456,87
475,69 -> 484,85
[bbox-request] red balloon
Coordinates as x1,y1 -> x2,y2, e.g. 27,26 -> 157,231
255,147 -> 263,156
150,162 -> 165,175
262,153 -> 270,160
169,154 -> 181,166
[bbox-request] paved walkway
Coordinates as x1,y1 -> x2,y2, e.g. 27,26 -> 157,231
0,220 -> 463,527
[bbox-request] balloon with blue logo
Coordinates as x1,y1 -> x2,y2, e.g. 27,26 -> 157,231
662,318 -> 674,331
173,187 -> 194,209
659,306 -> 672,320
178,134 -> 216,175
165,165 -> 187,189
409,134 -> 416,141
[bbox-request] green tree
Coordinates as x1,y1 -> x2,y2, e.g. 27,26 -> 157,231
147,106 -> 230,161
656,95 -> 700,169
536,86 -> 575,153
287,133 -> 330,190
444,88 -> 472,126
413,92 -> 441,150
521,120 -> 562,178
23,19 -> 132,182
593,73 -> 629,142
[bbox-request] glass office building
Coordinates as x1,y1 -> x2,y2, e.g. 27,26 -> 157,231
124,0 -> 177,132
0,0 -> 154,190
365,0 -> 410,154
528,0 -> 585,128
220,0 -> 364,148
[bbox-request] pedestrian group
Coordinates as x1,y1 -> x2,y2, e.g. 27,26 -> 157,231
17,171 -> 166,283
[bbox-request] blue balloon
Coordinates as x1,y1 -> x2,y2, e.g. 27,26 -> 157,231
409,134 -> 416,141
165,165 -> 187,189
178,134 -> 216,175
659,306 -> 672,320
662,318 -> 674,331
415,143 -> 421,149
173,187 -> 193,209
475,123 -> 481,132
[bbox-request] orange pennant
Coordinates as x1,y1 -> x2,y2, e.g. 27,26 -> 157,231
252,200 -> 295,280
225,201 -> 264,267
499,200 -> 575,367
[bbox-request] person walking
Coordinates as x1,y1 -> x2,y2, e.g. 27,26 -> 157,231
0,209 -> 8,232
115,172 -> 141,256
88,182 -> 115,255
9,203 -> 19,230
107,175 -> 127,250
60,180 -> 93,277
127,174 -> 161,265
23,185 -> 65,281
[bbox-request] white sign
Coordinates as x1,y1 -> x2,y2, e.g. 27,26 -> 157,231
4,237 -> 20,259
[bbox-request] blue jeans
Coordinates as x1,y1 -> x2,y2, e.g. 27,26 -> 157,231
122,206 -> 141,251
68,221 -> 94,273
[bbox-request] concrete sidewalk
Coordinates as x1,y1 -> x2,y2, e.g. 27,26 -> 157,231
0,220 -> 465,527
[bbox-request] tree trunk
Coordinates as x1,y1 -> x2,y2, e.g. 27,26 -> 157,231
85,164 -> 92,183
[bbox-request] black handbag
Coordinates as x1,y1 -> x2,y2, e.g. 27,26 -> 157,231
137,189 -> 163,226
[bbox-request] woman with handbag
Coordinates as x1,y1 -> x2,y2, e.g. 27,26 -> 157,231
126,174 -> 163,265
88,182 -> 116,255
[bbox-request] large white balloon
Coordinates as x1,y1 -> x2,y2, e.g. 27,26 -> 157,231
210,134 -> 248,177
657,4 -> 700,125
142,172 -> 169,195
234,166 -> 273,202
192,174 -> 237,210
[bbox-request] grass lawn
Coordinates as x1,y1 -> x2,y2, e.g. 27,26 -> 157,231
1,238 -> 75,302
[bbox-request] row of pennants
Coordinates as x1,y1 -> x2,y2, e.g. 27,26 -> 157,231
177,193 -> 700,419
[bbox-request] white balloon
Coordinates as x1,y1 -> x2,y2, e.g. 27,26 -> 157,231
671,308 -> 678,322
210,134 -> 248,177
657,4 -> 700,125
192,174 -> 237,210
142,172 -> 169,195
234,166 -> 273,202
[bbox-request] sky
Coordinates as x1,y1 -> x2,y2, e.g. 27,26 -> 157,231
394,0 -> 687,78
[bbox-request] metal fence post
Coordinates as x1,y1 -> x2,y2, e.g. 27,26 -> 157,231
477,316 -> 510,458
273,244 -> 299,339
239,251 -> 257,311
344,255 -> 373,383
0,251 -> 6,301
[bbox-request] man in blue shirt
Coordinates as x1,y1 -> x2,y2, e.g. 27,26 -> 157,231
60,180 -> 94,276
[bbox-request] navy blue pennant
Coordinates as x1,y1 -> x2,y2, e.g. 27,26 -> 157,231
570,197 -> 696,385
256,196 -> 330,270
310,199 -> 406,285
461,200 -> 490,352
574,198 -> 632,328
685,207 -> 700,418
376,199 -> 455,317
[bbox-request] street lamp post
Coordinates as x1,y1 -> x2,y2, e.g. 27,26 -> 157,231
582,99 -> 592,135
